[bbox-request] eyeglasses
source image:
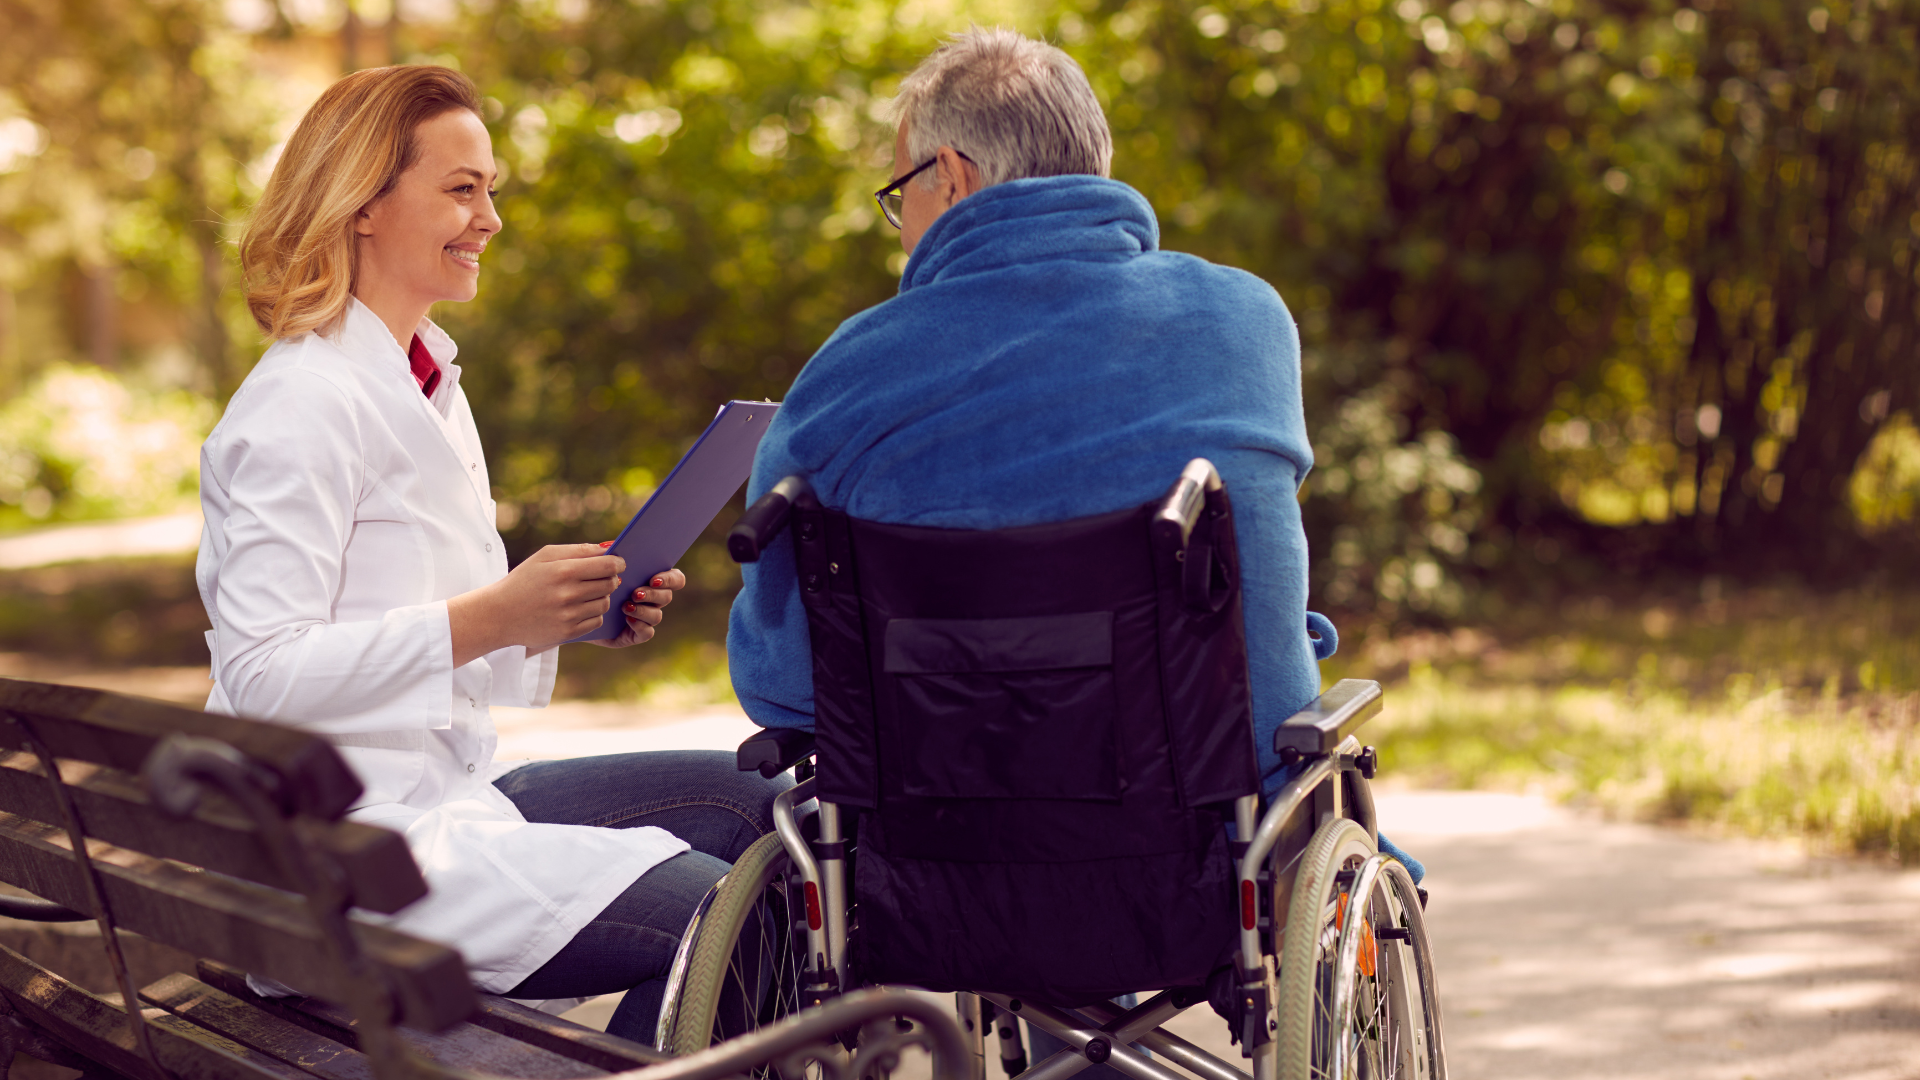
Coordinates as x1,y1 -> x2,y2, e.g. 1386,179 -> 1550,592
874,151 -> 975,229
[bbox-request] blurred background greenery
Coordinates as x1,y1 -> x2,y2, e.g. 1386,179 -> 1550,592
0,0 -> 1915,855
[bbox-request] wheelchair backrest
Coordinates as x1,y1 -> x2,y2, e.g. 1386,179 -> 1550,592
753,463 -> 1265,1000
793,474 -> 1260,860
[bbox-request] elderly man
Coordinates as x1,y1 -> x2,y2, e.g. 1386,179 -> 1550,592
728,27 -> 1423,1046
729,27 -> 1340,801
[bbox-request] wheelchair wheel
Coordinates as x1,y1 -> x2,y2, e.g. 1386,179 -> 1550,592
656,831 -> 807,1065
1276,817 -> 1435,1079
1379,859 -> 1446,1080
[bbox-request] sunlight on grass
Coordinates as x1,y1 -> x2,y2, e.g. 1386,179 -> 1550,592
1354,586 -> 1920,863
1371,674 -> 1920,860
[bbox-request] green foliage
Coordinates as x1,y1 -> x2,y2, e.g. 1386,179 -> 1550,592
1849,412 -> 1920,533
419,0 -> 1919,614
0,362 -> 211,527
0,0 -> 274,392
1,0 -> 1912,609
1305,380 -> 1483,614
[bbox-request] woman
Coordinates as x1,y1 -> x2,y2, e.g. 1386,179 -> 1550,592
201,64 -> 783,1040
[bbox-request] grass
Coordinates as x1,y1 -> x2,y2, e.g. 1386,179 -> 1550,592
1328,583 -> 1920,863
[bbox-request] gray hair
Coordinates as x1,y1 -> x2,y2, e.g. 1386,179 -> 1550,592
896,27 -> 1113,191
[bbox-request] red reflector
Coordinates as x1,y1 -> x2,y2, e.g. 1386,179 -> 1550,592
804,880 -> 823,931
1241,879 -> 1256,930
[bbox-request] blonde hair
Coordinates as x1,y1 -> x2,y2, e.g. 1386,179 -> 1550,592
240,66 -> 483,340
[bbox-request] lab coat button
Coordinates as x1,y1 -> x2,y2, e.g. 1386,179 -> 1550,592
486,543 -> 493,552
467,764 -> 476,773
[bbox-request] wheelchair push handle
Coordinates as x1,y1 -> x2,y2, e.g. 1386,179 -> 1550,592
1150,458 -> 1223,554
728,475 -> 814,563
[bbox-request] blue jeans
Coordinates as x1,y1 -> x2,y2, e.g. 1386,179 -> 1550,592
493,751 -> 792,1043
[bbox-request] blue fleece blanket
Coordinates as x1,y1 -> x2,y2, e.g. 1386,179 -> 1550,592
726,174 -> 1331,795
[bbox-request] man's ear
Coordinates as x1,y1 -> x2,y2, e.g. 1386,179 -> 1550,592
936,145 -> 980,206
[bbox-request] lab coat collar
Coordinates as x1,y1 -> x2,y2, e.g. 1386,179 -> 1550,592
333,297 -> 465,416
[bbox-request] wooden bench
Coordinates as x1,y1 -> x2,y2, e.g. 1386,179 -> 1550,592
0,677 -> 967,1080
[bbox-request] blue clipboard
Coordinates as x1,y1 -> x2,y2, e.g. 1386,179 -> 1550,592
567,399 -> 780,643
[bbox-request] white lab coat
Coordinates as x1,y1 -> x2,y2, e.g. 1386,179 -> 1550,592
196,298 -> 687,995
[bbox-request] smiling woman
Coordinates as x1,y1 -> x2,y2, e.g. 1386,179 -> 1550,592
208,65 -> 790,1040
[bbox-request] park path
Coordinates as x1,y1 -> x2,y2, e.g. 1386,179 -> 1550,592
18,662 -> 1920,1079
1374,790 -> 1920,1080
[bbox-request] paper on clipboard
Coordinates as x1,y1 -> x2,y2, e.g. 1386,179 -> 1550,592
566,399 -> 780,642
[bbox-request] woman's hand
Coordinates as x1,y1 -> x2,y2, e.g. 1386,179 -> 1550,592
588,567 -> 687,649
448,544 -> 626,665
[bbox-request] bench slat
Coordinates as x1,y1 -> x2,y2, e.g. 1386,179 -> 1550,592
0,811 -> 476,1032
197,962 -> 608,1080
142,972 -> 376,1080
0,680 -> 362,819
0,942 -> 313,1080
0,752 -> 426,914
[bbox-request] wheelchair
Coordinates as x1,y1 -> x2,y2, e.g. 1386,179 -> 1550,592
654,460 -> 1446,1080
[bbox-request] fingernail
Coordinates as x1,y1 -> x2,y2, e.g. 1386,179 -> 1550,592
651,577 -> 664,588
599,541 -> 613,547
624,603 -> 637,613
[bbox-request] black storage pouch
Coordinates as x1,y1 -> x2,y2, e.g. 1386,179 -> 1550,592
883,612 -> 1119,801
1151,485 -> 1259,807
797,504 -> 881,808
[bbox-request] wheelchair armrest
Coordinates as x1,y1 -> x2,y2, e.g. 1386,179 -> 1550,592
737,727 -> 817,778
1274,679 -> 1384,755
727,476 -> 813,564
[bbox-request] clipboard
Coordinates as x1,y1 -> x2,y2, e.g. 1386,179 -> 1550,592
567,399 -> 781,643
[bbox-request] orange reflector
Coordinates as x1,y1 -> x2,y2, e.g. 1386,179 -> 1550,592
804,881 -> 822,930
1334,892 -> 1378,977
1241,879 -> 1256,930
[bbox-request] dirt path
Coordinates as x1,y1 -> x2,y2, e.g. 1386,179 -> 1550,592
21,665 -> 1920,1077
1378,790 -> 1920,1080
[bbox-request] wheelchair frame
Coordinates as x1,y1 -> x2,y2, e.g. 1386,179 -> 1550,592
689,459 -> 1446,1080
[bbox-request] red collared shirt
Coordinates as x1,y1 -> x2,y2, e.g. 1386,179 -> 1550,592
408,334 -> 441,398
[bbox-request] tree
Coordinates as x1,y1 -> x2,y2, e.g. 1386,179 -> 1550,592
0,0 -> 274,395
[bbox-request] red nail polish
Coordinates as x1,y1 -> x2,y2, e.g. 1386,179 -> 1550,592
599,541 -> 613,547
651,577 -> 664,588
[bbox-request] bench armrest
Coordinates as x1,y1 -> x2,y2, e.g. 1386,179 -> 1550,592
737,728 -> 817,778
1274,679 -> 1384,755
